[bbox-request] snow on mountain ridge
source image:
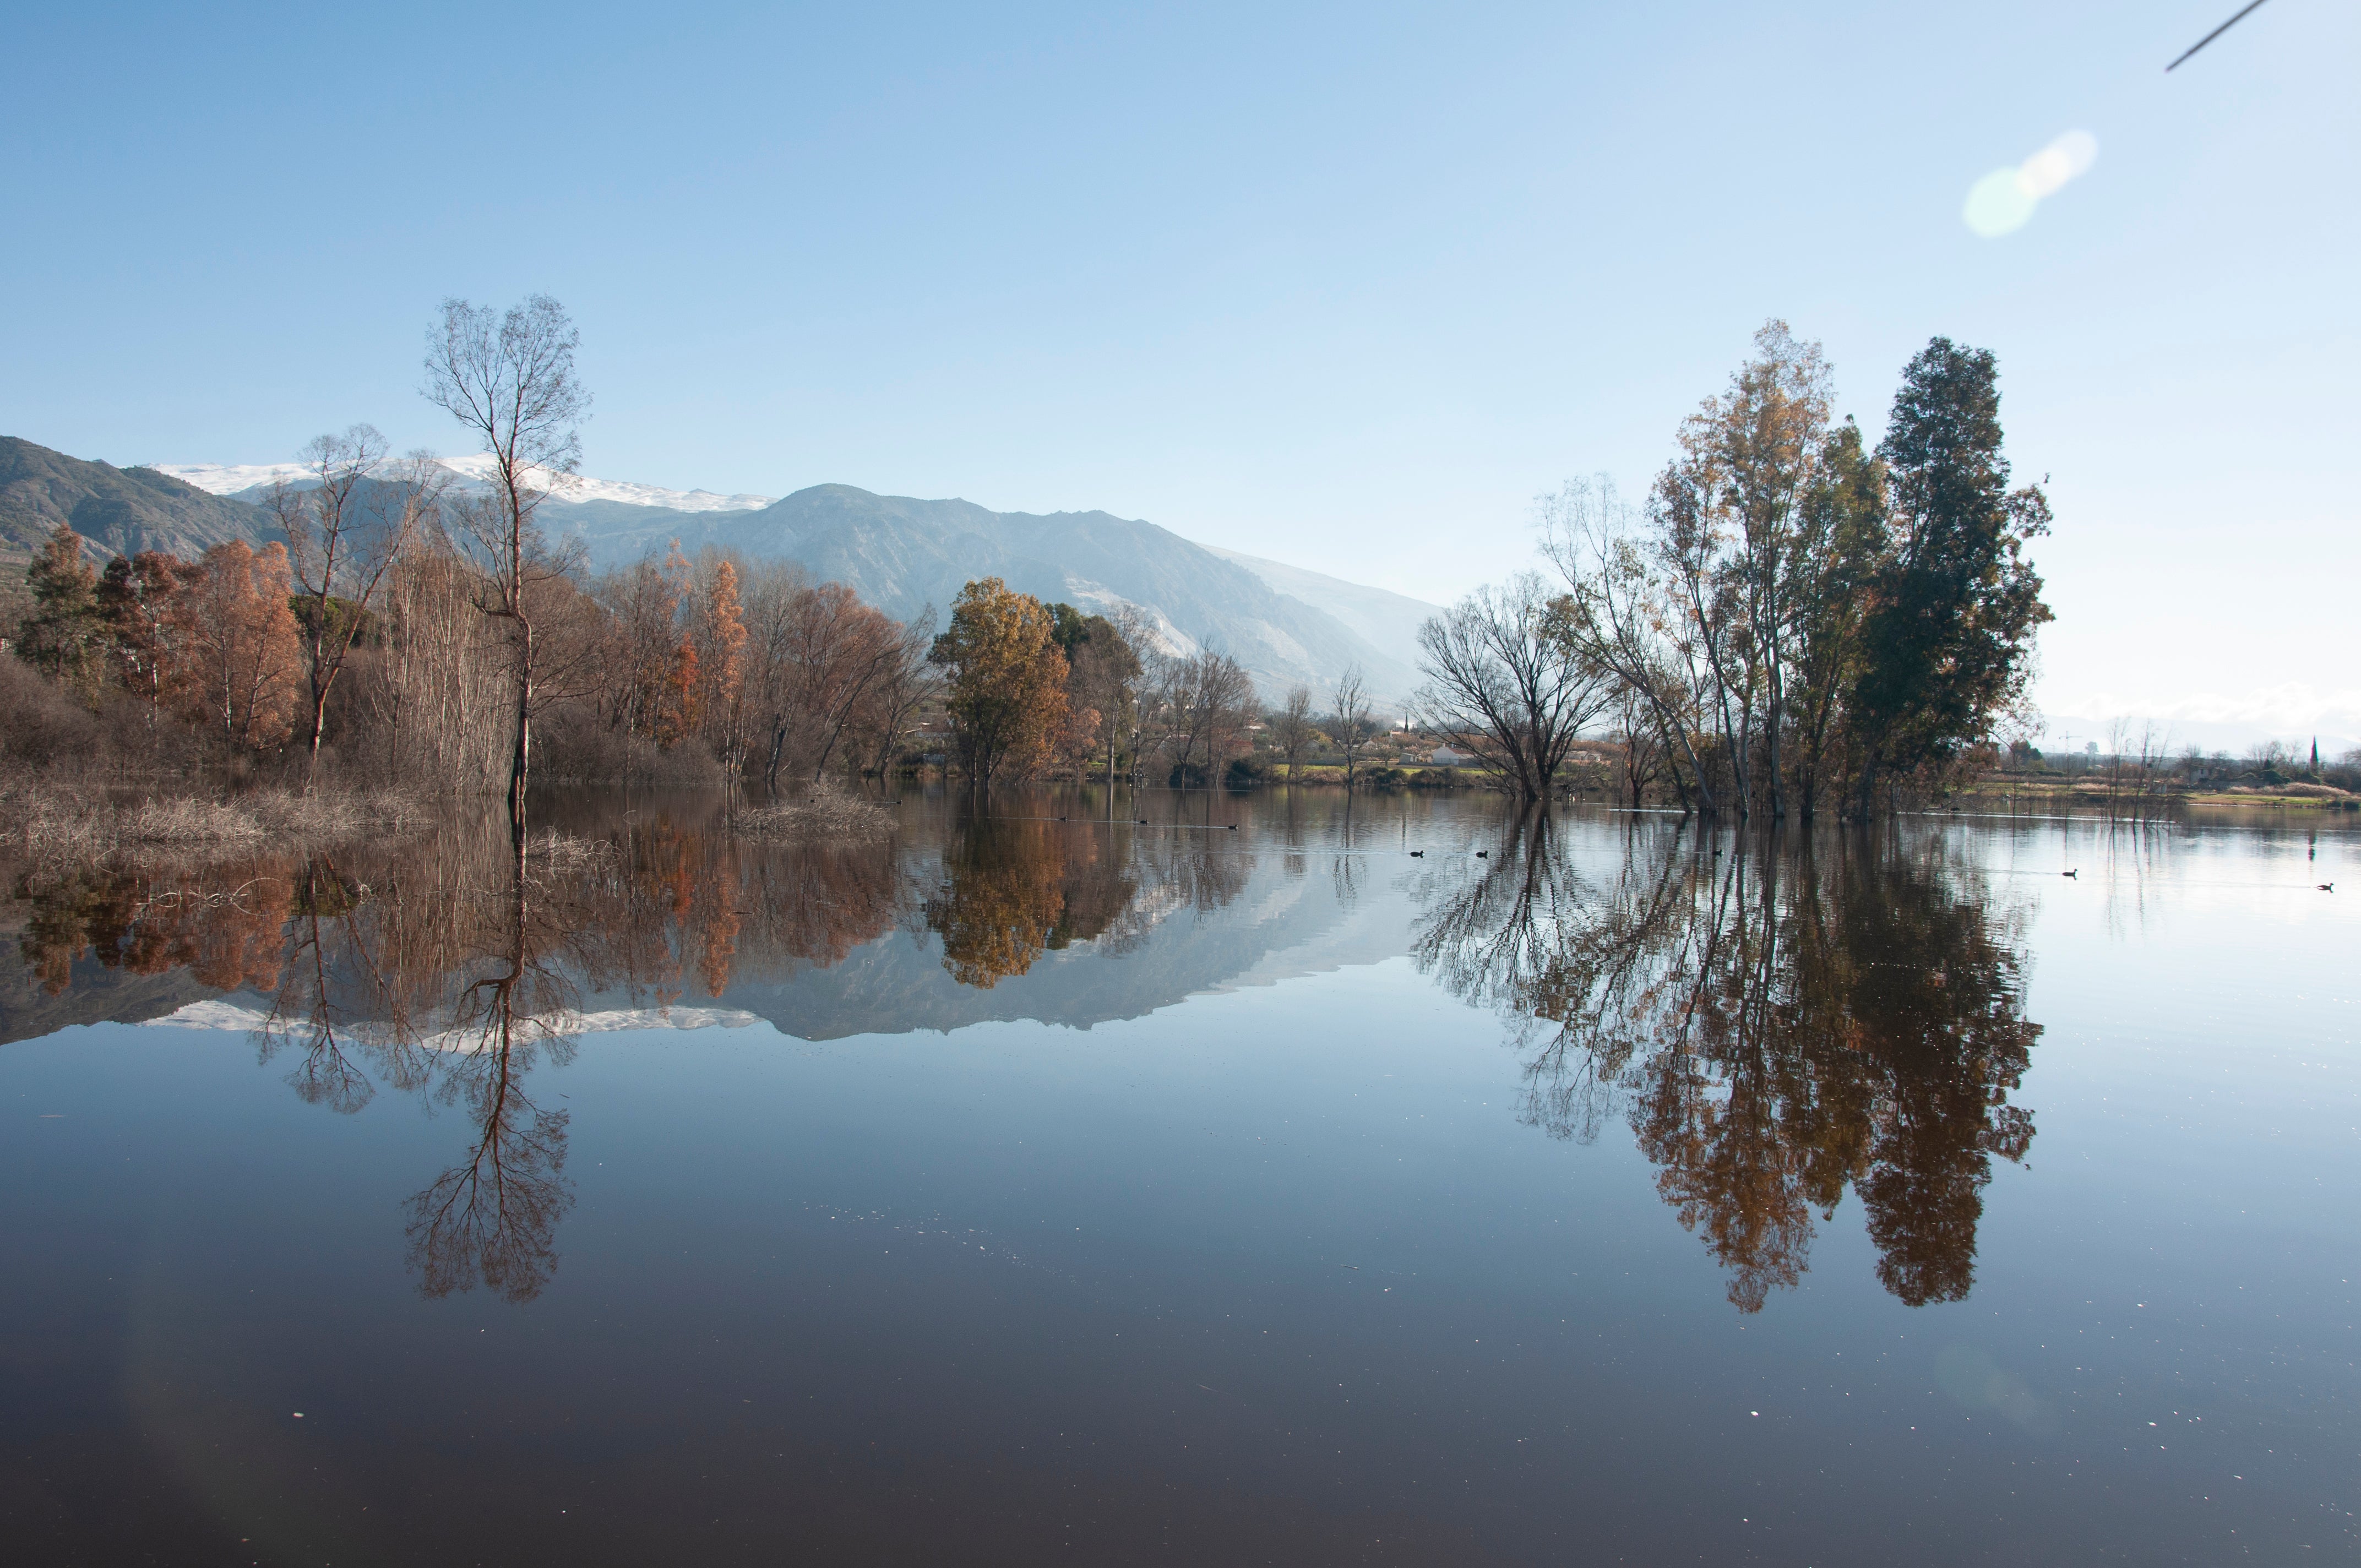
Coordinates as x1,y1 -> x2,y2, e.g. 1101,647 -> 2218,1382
152,462 -> 309,494
154,458 -> 773,514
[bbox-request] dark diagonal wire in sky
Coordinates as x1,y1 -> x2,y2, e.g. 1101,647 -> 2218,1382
2167,0 -> 2272,70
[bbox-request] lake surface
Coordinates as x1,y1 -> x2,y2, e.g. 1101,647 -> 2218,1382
3,788 -> 2354,1565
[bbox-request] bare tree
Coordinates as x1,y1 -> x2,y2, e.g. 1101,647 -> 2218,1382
858,609 -> 942,783
1155,650 -> 1253,787
423,295 -> 590,839
1067,609 -> 1144,790
1199,652 -> 1254,787
1271,684 -> 1316,782
1330,662 -> 1374,791
1416,573 -> 1613,802
1544,477 -> 1720,816
269,429 -> 437,784
1611,687 -> 1666,807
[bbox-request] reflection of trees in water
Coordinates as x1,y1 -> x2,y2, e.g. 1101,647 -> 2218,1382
402,853 -> 579,1305
12,805 -> 908,1302
17,862 -> 293,997
922,814 -> 1248,988
1413,816 -> 2039,1313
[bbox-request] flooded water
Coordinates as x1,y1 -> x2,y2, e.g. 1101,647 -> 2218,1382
3,788 -> 2354,1565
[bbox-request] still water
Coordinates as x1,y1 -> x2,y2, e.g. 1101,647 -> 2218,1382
2,789 -> 2354,1565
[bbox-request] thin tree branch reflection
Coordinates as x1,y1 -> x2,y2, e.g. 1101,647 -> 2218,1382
1413,821 -> 2040,1312
407,841 -> 578,1304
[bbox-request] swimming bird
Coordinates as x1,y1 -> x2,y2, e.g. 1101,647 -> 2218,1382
2319,883 -> 2334,892
2063,869 -> 2078,878
1227,824 -> 1238,830
1476,850 -> 1488,858
1409,850 -> 1425,857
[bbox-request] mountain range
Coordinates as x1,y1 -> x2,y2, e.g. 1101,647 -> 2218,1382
133,443 -> 1439,700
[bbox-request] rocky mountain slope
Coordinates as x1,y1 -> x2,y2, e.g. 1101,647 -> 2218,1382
0,437 -> 276,562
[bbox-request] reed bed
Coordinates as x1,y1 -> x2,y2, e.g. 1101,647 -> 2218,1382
733,790 -> 896,843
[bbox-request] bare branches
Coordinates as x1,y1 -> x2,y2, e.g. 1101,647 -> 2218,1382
1415,573 -> 1613,802
269,427 -> 438,782
1329,662 -> 1374,791
422,295 -> 591,834
1271,684 -> 1316,782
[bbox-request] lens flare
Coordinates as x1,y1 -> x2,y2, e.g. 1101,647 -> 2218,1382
2017,130 -> 2098,198
1962,129 -> 2097,237
1963,170 -> 2038,236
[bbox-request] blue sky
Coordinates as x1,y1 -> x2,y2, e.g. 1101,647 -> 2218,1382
4,2 -> 2354,739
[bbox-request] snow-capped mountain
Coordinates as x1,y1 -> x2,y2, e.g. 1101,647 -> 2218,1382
154,457 -> 773,515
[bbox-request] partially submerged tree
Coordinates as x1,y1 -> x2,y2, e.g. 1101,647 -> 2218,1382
1153,648 -> 1254,787
1544,478 -> 1719,815
928,577 -> 1070,788
1544,328 -> 2051,818
1847,339 -> 2052,812
424,294 -> 591,835
1416,573 -> 1614,802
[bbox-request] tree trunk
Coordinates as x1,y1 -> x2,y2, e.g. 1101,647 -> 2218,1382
508,617 -> 534,846
306,611 -> 330,786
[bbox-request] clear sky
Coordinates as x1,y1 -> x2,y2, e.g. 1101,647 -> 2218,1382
4,2 -> 2353,742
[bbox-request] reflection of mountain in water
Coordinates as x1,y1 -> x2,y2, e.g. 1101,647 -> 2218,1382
6,792 -> 2046,1316
1,793 -> 1409,1051
737,815 -> 1396,1038
1413,815 -> 2042,1313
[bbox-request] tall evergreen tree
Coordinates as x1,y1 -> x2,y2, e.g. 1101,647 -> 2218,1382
15,525 -> 106,698
1849,339 -> 2052,811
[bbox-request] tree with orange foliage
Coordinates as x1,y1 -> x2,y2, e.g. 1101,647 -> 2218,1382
167,539 -> 303,753
691,557 -> 748,773
928,578 -> 1069,788
657,638 -> 701,750
648,544 -> 702,750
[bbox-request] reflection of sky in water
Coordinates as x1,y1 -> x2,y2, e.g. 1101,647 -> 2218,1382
2,791 -> 2356,1564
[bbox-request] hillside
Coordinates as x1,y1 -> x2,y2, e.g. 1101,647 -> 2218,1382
155,454 -> 1432,703
685,486 -> 1424,702
0,437 -> 276,563
1201,545 -> 1441,665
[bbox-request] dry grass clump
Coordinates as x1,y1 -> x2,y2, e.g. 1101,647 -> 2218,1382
532,827 -> 619,872
0,775 -> 422,863
735,789 -> 896,843
2223,782 -> 2354,801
